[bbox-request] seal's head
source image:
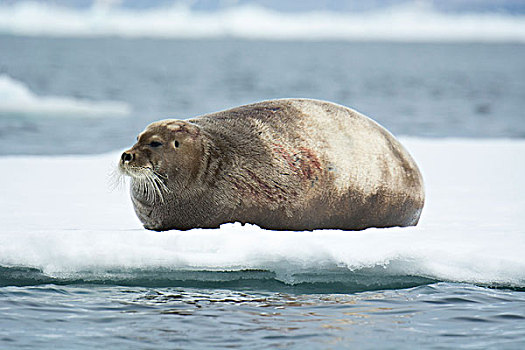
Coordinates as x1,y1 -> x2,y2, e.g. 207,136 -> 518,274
119,119 -> 204,202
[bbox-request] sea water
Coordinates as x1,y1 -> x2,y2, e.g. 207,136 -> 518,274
1,4 -> 525,349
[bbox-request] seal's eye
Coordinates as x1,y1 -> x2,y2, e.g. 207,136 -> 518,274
174,140 -> 180,148
149,141 -> 162,148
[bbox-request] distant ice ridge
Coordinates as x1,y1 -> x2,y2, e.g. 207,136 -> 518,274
0,139 -> 524,289
0,75 -> 130,117
1,2 -> 525,42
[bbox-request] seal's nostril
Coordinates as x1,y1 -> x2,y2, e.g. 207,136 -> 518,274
121,152 -> 133,162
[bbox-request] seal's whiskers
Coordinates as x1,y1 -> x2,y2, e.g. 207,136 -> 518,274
109,167 -> 126,191
146,172 -> 163,203
130,168 -> 170,204
152,171 -> 171,195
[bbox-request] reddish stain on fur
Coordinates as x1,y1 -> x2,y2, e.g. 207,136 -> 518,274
273,143 -> 321,181
168,122 -> 200,139
272,143 -> 298,173
231,144 -> 322,203
297,147 -> 321,180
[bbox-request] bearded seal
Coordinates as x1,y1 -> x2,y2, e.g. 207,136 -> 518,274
119,99 -> 424,231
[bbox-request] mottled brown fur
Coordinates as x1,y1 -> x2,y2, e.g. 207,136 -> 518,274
120,99 -> 424,231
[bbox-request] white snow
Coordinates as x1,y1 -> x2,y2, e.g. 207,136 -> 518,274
0,75 -> 131,117
0,138 -> 524,286
0,2 -> 525,42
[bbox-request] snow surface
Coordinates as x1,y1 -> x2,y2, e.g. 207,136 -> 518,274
1,2 -> 525,42
0,75 -> 130,117
0,138 -> 524,287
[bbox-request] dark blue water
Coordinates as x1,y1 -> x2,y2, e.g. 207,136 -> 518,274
1,283 -> 524,349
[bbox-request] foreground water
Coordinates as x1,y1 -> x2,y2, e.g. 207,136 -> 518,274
1,283 -> 524,349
